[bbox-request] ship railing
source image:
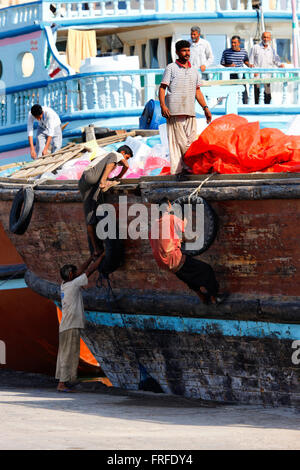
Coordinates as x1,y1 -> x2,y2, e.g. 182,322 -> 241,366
0,2 -> 41,33
41,0 -> 300,19
204,67 -> 300,107
1,0 -> 300,34
0,67 -> 299,129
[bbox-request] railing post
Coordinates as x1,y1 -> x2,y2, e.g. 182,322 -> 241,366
237,72 -> 243,104
100,1 -> 105,15
77,3 -> 83,17
67,79 -> 77,113
80,78 -> 88,111
66,3 -> 72,18
248,73 -> 255,105
139,0 -> 145,13
92,77 -> 99,109
144,72 -> 156,103
113,0 -> 119,15
282,72 -> 289,105
118,76 -> 124,108
131,75 -> 137,107
259,75 -> 265,105
7,94 -> 13,126
105,77 -> 111,109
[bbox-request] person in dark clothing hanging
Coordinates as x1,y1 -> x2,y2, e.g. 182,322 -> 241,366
78,145 -> 133,257
149,197 -> 228,305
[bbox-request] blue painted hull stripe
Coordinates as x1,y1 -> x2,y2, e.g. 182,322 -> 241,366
84,310 -> 300,340
0,25 -> 42,40
0,278 -> 27,291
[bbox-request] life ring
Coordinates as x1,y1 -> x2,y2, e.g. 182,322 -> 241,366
9,188 -> 35,235
173,195 -> 218,256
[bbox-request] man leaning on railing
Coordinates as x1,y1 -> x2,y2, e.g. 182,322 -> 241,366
249,31 -> 285,105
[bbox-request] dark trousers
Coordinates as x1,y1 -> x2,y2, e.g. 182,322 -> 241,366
175,255 -> 219,297
254,84 -> 271,104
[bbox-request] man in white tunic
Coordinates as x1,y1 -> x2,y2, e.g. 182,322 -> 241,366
159,40 -> 212,176
249,31 -> 284,104
189,26 -> 214,72
27,104 -> 62,159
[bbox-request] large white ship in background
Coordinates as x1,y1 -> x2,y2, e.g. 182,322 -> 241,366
0,0 -> 299,166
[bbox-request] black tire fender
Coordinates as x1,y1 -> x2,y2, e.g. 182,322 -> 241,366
173,194 -> 218,256
9,187 -> 35,235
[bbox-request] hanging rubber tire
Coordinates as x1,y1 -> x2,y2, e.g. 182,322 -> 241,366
173,195 -> 218,256
9,188 -> 35,235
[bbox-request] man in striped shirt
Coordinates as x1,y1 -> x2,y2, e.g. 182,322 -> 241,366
159,40 -> 212,176
220,36 -> 253,104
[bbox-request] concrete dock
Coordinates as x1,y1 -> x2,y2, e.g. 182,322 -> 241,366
0,370 -> 299,450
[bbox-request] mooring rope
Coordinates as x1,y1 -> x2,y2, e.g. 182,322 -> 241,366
188,172 -> 217,205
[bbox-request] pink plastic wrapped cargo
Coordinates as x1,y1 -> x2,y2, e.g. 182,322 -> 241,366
144,156 -> 170,175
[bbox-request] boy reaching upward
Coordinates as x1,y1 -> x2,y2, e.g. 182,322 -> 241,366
56,254 -> 104,392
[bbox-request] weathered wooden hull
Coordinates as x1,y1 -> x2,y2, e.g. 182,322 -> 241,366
0,174 -> 299,405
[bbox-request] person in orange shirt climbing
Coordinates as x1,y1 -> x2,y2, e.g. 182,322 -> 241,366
149,197 -> 227,305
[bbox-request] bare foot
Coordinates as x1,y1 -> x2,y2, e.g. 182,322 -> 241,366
101,181 -> 120,193
57,382 -> 76,393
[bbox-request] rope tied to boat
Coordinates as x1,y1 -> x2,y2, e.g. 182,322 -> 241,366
188,172 -> 217,205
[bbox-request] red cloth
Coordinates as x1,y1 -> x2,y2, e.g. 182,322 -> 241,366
184,114 -> 300,174
149,213 -> 185,272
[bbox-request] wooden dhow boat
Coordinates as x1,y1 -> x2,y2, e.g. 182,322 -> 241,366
0,133 -> 299,406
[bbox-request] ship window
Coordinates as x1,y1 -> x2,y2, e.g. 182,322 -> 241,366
276,39 -> 291,64
150,38 -> 159,68
141,44 -> 147,68
165,37 -> 172,65
18,52 -> 35,78
0,61 -> 2,79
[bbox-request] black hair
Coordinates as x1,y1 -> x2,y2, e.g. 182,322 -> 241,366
31,104 -> 43,117
157,197 -> 171,214
175,40 -> 191,52
158,197 -> 170,206
231,35 -> 241,42
60,264 -> 77,281
117,145 -> 133,158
